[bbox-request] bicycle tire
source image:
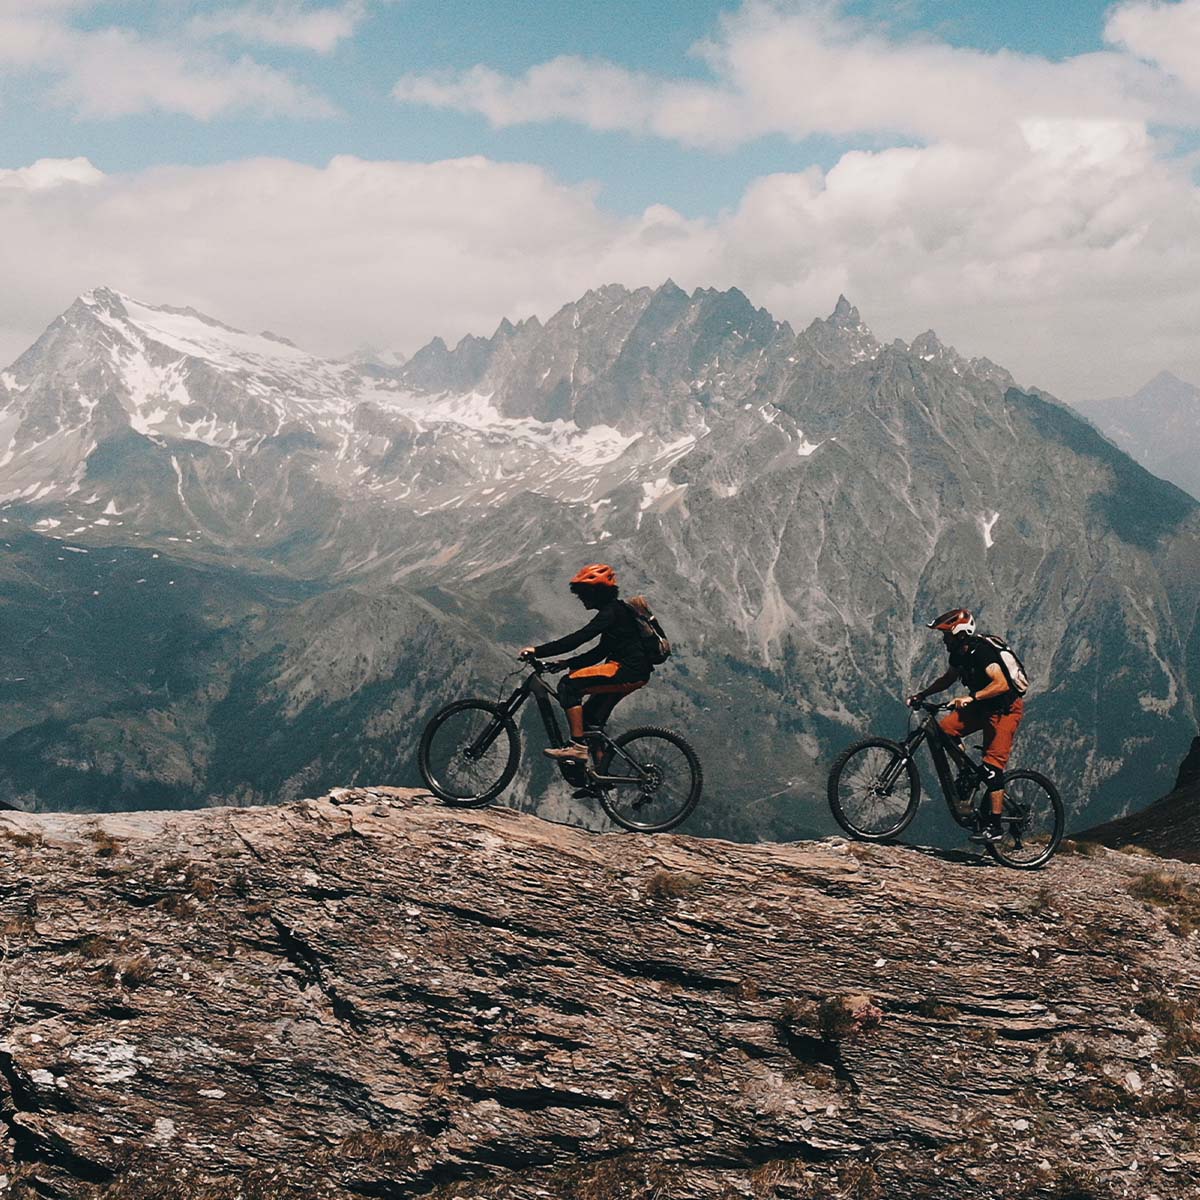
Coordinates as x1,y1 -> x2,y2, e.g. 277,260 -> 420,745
986,770 -> 1064,869
417,700 -> 520,807
827,738 -> 921,841
597,726 -> 703,833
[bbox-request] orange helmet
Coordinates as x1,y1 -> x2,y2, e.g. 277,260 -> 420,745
927,608 -> 976,636
570,563 -> 617,588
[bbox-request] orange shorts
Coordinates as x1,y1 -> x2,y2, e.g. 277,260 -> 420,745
939,698 -> 1024,771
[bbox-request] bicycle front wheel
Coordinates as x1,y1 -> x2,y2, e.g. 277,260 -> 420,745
417,700 -> 520,806
827,738 -> 921,840
986,770 -> 1064,869
597,727 -> 703,833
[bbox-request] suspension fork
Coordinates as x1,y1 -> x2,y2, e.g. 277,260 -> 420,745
880,726 -> 925,789
466,684 -> 529,757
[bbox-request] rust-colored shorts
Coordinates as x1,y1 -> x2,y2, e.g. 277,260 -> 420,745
939,698 -> 1024,771
557,661 -> 648,728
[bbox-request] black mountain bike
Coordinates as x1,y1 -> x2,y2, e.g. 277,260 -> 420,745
827,701 -> 1064,868
418,657 -> 703,833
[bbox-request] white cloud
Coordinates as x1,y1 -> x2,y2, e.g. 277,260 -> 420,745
0,156 -> 104,189
0,2 -> 334,118
393,0 -> 1199,148
1,146 -> 1198,404
190,2 -> 368,55
1107,0 -> 1200,93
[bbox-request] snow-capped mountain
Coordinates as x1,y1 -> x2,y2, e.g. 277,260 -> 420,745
1,283 -> 1198,834
1078,371 -> 1200,501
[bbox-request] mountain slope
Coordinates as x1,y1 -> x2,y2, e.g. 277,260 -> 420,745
2,790 -> 1199,1198
1078,371 -> 1200,500
1082,736 -> 1200,860
1,285 -> 1198,832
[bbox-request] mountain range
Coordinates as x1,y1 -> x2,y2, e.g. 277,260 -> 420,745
1078,370 -> 1200,501
1,283 -> 1197,837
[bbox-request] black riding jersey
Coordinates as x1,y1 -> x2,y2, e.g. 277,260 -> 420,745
948,635 -> 1012,706
534,600 -> 652,677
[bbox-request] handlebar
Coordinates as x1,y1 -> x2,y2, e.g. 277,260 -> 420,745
517,653 -> 568,674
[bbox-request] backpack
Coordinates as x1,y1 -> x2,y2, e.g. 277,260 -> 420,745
623,596 -> 671,665
980,634 -> 1030,696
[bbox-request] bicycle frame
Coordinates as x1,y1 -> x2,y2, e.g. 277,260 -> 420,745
886,707 -> 983,827
470,663 -> 653,790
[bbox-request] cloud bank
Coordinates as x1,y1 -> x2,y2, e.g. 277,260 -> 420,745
392,0 -> 1200,148
0,0 -> 357,118
2,142 -> 1197,403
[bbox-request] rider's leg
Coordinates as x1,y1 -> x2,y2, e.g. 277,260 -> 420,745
938,707 -> 984,760
546,667 -> 647,762
544,674 -> 591,760
979,700 -> 1024,824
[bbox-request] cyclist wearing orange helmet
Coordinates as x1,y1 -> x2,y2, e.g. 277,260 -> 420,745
519,564 -> 653,761
908,608 -> 1025,843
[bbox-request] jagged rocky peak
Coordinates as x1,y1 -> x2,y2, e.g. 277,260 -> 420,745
907,330 -> 1014,389
2,789 -> 1199,1197
829,293 -> 863,327
798,294 -> 881,365
396,278 -> 797,430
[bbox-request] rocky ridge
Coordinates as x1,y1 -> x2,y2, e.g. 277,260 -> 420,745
2,283 -> 1199,831
1083,735 -> 1200,861
2,791 -> 1200,1198
1078,371 -> 1200,501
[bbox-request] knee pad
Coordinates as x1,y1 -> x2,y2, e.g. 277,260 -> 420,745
980,762 -> 1004,789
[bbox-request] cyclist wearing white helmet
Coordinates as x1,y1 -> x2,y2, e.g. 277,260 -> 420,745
907,608 -> 1025,843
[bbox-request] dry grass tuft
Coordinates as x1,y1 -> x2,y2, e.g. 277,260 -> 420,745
1059,839 -> 1106,858
88,828 -> 125,858
100,951 -> 156,991
4,828 -> 42,848
1129,870 -> 1200,936
645,869 -> 702,900
818,993 -> 883,1042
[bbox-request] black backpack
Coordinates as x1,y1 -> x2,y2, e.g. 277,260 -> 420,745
623,596 -> 671,665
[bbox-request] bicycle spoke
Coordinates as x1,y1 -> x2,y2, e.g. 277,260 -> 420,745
830,743 -> 917,839
419,703 -> 519,804
598,728 -> 702,833
987,773 -> 1064,868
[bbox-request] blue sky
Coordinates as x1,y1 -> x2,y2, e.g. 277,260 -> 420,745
0,0 -> 1130,215
1,0 -> 1199,399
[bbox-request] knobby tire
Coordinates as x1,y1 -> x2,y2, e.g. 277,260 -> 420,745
417,699 -> 521,807
985,769 -> 1064,870
827,737 -> 922,841
597,726 -> 703,833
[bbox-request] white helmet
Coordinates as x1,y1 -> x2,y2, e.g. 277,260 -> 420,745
927,608 -> 976,636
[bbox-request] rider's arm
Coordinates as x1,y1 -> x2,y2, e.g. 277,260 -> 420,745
563,645 -> 606,670
914,669 -> 958,699
969,662 -> 1011,703
533,607 -> 614,658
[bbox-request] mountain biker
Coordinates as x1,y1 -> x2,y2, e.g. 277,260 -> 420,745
519,564 -> 652,762
907,608 -> 1024,843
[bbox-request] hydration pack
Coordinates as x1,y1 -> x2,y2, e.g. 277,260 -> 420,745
981,634 -> 1030,696
624,596 -> 672,665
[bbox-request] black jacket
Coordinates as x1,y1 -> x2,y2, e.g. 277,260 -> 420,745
948,635 -> 1014,709
534,600 -> 652,677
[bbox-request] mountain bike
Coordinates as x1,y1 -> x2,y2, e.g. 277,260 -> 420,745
827,701 -> 1064,869
417,657 -> 703,833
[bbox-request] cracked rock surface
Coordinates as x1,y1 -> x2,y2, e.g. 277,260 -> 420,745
1,789 -> 1199,1198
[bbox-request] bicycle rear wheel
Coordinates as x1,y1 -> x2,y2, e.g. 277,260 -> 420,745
986,770 -> 1064,869
827,738 -> 921,841
418,700 -> 520,806
597,727 -> 702,833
